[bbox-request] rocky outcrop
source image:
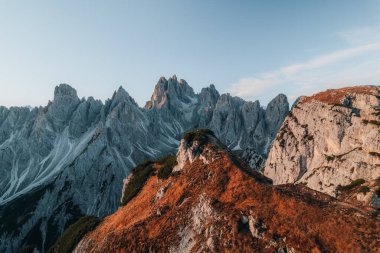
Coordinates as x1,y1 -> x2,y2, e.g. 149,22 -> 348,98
0,76 -> 288,253
72,131 -> 380,253
264,86 -> 380,206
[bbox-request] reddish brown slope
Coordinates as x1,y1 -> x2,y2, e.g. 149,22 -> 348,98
73,133 -> 380,253
302,85 -> 379,105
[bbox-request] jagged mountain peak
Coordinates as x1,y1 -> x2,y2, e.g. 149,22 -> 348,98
266,93 -> 288,112
158,76 -> 167,83
169,74 -> 177,81
145,75 -> 196,109
265,93 -> 289,138
113,86 -> 133,101
199,84 -> 220,104
109,86 -> 139,108
54,83 -> 78,100
216,93 -> 245,107
269,93 -> 287,103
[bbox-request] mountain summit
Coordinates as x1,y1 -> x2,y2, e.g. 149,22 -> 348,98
145,75 -> 196,110
53,83 -> 79,99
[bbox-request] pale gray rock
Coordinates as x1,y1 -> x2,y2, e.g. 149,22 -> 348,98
264,86 -> 380,204
265,94 -> 289,139
195,84 -> 220,127
48,84 -> 81,132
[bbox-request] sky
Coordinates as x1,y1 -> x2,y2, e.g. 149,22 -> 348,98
0,0 -> 379,107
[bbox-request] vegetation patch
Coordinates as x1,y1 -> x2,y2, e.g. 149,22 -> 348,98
337,178 -> 365,191
121,160 -> 154,206
358,186 -> 370,195
371,210 -> 380,219
47,216 -> 100,253
326,155 -> 334,162
362,119 -> 380,126
183,128 -> 215,146
157,155 -> 177,179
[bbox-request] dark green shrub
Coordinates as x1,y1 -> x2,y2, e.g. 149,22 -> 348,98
158,166 -> 173,179
171,171 -> 181,178
337,178 -> 365,191
157,155 -> 177,179
183,128 -> 215,146
358,186 -> 370,195
121,160 -> 154,206
47,216 -> 100,253
156,154 -> 177,168
371,210 -> 380,219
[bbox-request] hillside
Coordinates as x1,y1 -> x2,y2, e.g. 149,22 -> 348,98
71,130 -> 380,253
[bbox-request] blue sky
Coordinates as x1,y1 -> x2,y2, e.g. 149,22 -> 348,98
0,0 -> 379,107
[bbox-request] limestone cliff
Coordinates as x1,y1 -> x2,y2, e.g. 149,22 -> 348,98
264,86 -> 380,206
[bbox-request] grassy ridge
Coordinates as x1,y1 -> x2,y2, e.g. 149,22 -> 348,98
47,216 -> 100,253
121,160 -> 154,206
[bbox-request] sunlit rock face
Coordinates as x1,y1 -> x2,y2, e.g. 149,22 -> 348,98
264,86 -> 380,204
0,76 -> 288,253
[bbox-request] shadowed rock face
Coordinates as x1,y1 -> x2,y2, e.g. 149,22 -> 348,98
264,86 -> 380,206
72,132 -> 380,253
0,76 -> 288,253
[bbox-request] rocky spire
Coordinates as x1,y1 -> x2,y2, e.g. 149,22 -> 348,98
145,75 -> 196,110
199,84 -> 220,107
265,94 -> 289,138
111,86 -> 138,106
54,83 -> 79,100
48,84 -> 81,131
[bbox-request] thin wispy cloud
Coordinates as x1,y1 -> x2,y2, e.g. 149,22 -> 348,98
229,41 -> 380,104
337,26 -> 380,45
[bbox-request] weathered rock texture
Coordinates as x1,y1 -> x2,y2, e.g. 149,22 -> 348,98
264,86 -> 380,206
73,131 -> 380,253
0,76 -> 288,253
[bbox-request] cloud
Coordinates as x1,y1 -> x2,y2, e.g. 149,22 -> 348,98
229,42 -> 380,104
337,26 -> 380,45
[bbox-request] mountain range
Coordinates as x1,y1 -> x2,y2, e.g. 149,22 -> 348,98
0,76 -> 289,253
65,86 -> 379,253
